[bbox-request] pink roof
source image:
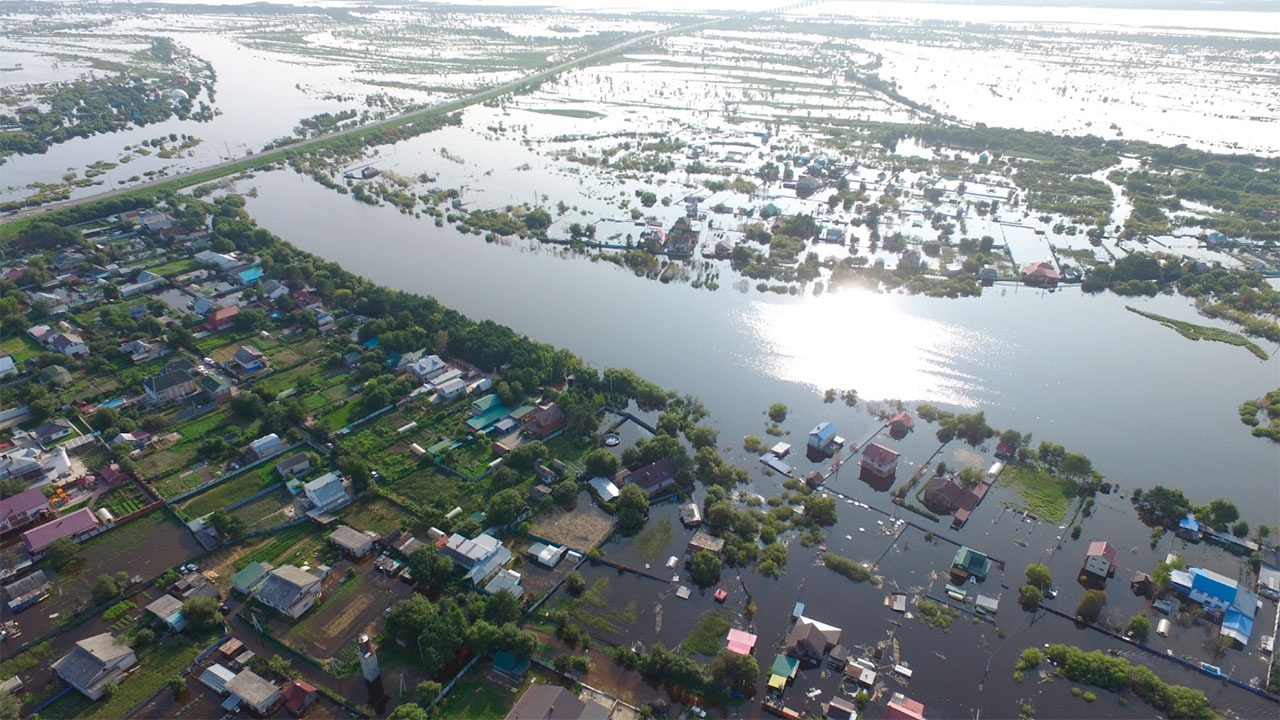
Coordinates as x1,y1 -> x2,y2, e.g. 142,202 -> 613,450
885,693 -> 926,720
2,487 -> 49,520
862,443 -> 900,465
22,507 -> 100,552
726,628 -> 757,655
1087,541 -> 1117,564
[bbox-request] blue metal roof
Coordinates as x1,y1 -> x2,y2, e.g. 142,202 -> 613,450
1178,515 -> 1199,531
1221,609 -> 1253,643
1190,567 -> 1237,602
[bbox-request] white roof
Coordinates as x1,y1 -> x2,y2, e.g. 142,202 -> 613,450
589,476 -> 620,501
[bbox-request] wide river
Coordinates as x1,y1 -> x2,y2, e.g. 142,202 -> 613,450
242,169 -> 1280,527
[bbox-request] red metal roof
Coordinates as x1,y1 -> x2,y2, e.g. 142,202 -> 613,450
861,443 -> 900,466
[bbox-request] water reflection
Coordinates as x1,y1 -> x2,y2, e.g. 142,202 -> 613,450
744,291 -> 996,406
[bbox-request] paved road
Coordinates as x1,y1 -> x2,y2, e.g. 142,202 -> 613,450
0,12 -> 739,227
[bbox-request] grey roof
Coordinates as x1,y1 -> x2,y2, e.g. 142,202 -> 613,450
145,367 -> 195,394
53,633 -> 135,695
146,594 -> 184,619
329,525 -> 372,552
506,685 -> 591,720
256,565 -> 319,615
225,669 -> 280,708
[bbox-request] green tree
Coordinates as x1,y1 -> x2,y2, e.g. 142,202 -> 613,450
1127,614 -> 1150,641
1076,590 -> 1107,624
416,681 -> 442,707
1018,584 -> 1043,612
91,572 -> 129,605
485,589 -> 522,625
407,545 -> 454,595
1024,564 -> 1053,591
709,648 -> 758,694
616,483 -> 649,531
486,488 -> 525,527
583,448 -> 620,478
388,704 -> 429,720
564,571 -> 586,596
803,496 -> 837,526
182,596 -> 223,632
689,550 -> 722,587
767,403 -> 788,423
44,536 -> 79,570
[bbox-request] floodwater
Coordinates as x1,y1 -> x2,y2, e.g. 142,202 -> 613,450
242,169 -> 1280,524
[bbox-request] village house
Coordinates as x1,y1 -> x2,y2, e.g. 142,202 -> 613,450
0,355 -> 16,379
233,561 -> 275,596
407,354 -> 447,381
199,375 -> 235,404
664,216 -> 702,258
786,616 -> 842,661
31,418 -> 75,446
1020,260 -> 1060,288
616,457 -> 677,499
225,668 -> 282,716
45,331 -> 88,358
860,443 -> 900,480
505,685 -> 604,720
119,338 -> 169,364
205,305 -> 240,331
144,594 -> 187,632
951,546 -> 993,583
245,433 -> 284,462
282,679 -> 318,716
484,569 -> 524,599
329,525 -> 375,558
233,345 -> 267,372
52,633 -> 138,701
521,402 -> 566,440
0,486 -> 52,534
885,692 -> 927,720
680,502 -> 703,528
687,531 -> 725,558
808,422 -> 838,454
255,565 -> 322,619
1169,566 -> 1259,645
143,360 -> 199,405
443,532 -> 511,585
22,507 -> 102,554
303,472 -> 349,513
1083,541 -> 1118,579
275,453 -> 311,478
526,542 -> 567,569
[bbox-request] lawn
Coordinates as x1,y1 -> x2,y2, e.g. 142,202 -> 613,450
682,609 -> 731,657
432,676 -> 515,719
142,257 -> 198,277
339,496 -> 418,536
628,518 -> 672,564
1000,465 -> 1078,522
231,485 -> 296,529
180,466 -> 279,519
0,333 -> 44,364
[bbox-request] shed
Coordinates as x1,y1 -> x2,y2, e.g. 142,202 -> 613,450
1157,618 -> 1172,637
726,628 -> 757,655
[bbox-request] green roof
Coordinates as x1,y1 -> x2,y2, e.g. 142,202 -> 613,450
466,405 -> 511,433
427,439 -> 455,455
508,404 -> 536,420
953,546 -> 993,578
493,651 -> 530,678
771,653 -> 799,678
470,394 -> 505,414
233,561 -> 272,591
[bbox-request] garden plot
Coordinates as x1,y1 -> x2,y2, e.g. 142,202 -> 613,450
528,491 -> 616,551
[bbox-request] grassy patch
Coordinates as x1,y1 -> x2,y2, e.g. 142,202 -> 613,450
1001,465 -> 1076,522
682,609 -> 731,657
180,467 -> 279,519
1126,306 -> 1268,360
234,524 -> 322,570
231,485 -> 297,529
916,599 -> 959,632
629,517 -> 672,563
822,552 -> 872,582
289,572 -> 365,645
338,496 -> 417,536
528,107 -> 605,119
433,676 -> 514,719
0,333 -> 44,364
